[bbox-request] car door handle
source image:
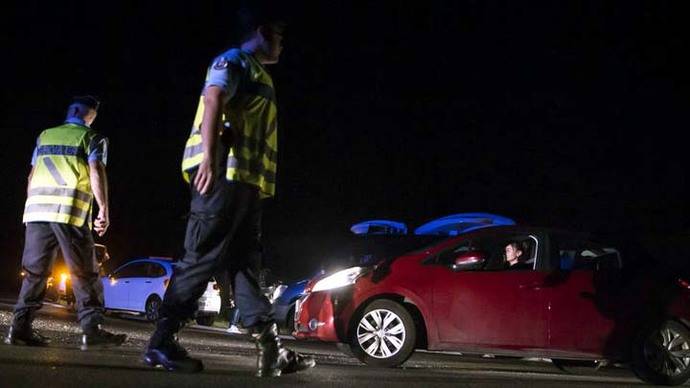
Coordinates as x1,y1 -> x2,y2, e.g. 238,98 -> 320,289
145,281 -> 152,284
124,280 -> 130,284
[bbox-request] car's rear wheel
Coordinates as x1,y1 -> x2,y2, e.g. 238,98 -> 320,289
45,287 -> 59,303
195,315 -> 215,326
349,299 -> 416,367
145,295 -> 161,322
633,320 -> 690,386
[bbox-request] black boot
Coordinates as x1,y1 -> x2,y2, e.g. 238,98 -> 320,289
81,325 -> 127,350
143,318 -> 203,373
4,325 -> 51,346
254,322 -> 315,377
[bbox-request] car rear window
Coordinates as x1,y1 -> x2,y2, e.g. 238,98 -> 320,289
147,263 -> 167,277
552,235 -> 621,271
114,263 -> 148,278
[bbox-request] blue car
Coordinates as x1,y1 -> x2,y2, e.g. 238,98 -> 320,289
272,278 -> 311,331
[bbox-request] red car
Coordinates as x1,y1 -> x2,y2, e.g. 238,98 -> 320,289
295,226 -> 690,385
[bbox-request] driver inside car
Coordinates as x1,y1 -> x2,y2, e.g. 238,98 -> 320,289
504,241 -> 532,270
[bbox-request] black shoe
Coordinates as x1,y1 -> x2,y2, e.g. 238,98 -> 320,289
143,348 -> 204,373
80,327 -> 127,350
143,331 -> 202,373
255,322 -> 315,377
278,348 -> 317,375
4,326 -> 51,346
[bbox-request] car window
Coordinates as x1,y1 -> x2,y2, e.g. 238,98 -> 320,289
114,263 -> 148,278
436,240 -> 473,266
474,234 -> 539,271
553,235 -> 621,271
147,263 -> 167,277
435,233 -> 539,271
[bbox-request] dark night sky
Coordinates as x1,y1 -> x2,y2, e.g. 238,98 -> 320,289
1,1 -> 688,287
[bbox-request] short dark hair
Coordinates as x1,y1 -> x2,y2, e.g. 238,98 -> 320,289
233,3 -> 286,43
70,95 -> 100,111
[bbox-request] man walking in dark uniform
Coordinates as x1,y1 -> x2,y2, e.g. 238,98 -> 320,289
5,96 -> 126,350
144,7 -> 315,377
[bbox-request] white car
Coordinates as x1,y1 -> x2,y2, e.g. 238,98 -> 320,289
101,257 -> 221,326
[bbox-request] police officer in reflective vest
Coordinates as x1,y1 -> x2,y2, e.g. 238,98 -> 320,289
5,96 -> 126,350
144,8 -> 315,376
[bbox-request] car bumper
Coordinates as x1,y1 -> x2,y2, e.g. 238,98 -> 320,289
294,291 -> 339,341
197,295 -> 221,314
273,302 -> 293,324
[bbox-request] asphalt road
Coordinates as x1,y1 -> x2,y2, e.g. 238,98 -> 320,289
0,299 -> 672,387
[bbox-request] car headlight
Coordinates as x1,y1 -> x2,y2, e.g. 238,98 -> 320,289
311,266 -> 367,292
269,284 -> 288,303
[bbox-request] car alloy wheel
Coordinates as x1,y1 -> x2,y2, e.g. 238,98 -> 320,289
643,323 -> 690,377
350,299 -> 416,367
145,296 -> 161,322
634,320 -> 690,385
357,309 -> 406,359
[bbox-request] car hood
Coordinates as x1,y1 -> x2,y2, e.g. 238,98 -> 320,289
349,234 -> 446,266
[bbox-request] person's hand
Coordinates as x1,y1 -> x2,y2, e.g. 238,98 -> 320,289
194,158 -> 216,195
94,208 -> 109,237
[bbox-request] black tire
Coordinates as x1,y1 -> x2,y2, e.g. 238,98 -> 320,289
45,287 -> 59,303
632,320 -> 690,386
196,315 -> 215,326
144,295 -> 161,322
279,306 -> 296,335
349,299 -> 416,367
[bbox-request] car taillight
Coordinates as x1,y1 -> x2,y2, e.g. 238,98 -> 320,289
678,278 -> 690,289
163,278 -> 170,288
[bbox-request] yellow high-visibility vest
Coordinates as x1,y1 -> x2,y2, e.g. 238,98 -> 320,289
23,123 -> 99,227
182,49 -> 278,198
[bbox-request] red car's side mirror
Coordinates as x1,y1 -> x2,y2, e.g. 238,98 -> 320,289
451,251 -> 487,272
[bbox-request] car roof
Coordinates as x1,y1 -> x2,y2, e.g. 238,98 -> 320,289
121,257 -> 174,266
448,225 -> 593,240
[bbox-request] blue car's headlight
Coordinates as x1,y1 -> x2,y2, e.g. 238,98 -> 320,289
311,266 -> 367,292
269,284 -> 288,303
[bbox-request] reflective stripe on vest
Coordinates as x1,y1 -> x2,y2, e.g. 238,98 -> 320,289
181,127 -> 204,177
181,49 -> 278,197
23,124 -> 95,227
23,203 -> 89,223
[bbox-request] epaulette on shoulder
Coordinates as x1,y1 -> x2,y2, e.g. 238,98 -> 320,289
220,49 -> 248,68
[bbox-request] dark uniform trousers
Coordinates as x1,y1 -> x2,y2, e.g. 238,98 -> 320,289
159,175 -> 273,329
13,222 -> 104,331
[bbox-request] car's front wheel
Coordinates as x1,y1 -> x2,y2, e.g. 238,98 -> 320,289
279,306 -> 296,335
349,299 -> 416,367
145,295 -> 161,322
633,320 -> 690,386
195,315 -> 215,326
